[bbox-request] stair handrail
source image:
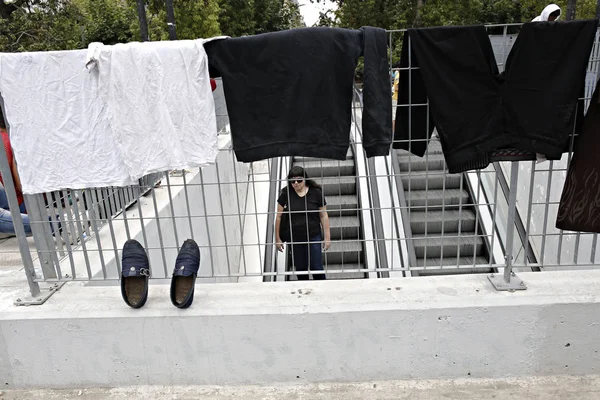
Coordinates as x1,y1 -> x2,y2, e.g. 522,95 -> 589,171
352,86 -> 390,276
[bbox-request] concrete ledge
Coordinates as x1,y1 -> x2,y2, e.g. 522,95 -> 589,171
4,375 -> 600,400
1,270 -> 600,388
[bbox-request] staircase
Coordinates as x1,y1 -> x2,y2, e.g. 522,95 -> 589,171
396,140 -> 492,275
289,148 -> 366,280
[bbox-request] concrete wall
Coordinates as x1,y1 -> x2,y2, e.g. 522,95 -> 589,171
1,270 -> 600,388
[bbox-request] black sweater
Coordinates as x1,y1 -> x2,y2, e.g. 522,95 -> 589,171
394,21 -> 598,173
205,27 -> 392,162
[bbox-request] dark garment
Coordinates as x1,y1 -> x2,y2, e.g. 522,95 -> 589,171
291,233 -> 326,280
277,186 -> 326,242
394,21 -> 598,173
556,80 -> 600,233
205,27 -> 392,162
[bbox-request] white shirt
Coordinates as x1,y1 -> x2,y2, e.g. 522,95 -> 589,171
90,38 -> 225,179
0,38 -> 223,194
0,49 -> 134,194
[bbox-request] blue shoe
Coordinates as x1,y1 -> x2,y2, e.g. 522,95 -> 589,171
120,239 -> 150,309
170,239 -> 200,309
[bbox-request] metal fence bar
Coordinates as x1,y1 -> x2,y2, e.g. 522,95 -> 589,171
214,162 -> 233,277
134,185 -> 152,275
164,174 -> 180,253
149,185 -> 168,278
24,194 -> 59,280
0,105 -> 40,295
199,169 -> 216,277
84,190 -> 107,279
70,190 -> 92,279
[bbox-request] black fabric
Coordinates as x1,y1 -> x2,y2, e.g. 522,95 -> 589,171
394,21 -> 598,173
277,186 -> 326,242
556,79 -> 600,233
205,27 -> 392,162
279,209 -> 291,243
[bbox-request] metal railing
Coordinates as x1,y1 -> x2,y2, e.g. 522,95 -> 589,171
1,26 -> 599,301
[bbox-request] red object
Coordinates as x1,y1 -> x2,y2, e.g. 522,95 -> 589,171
210,79 -> 217,92
0,129 -> 23,206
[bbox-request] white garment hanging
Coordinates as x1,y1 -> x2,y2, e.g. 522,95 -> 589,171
532,4 -> 561,22
0,49 -> 135,194
0,38 -> 225,194
89,38 -> 226,180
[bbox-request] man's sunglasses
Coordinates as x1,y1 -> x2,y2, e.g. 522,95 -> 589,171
289,178 -> 304,184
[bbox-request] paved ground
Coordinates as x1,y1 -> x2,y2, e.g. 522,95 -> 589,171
2,375 -> 600,400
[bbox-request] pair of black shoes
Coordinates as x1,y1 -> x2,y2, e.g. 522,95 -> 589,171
120,239 -> 201,309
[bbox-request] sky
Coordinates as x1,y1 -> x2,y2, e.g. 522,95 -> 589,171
296,0 -> 338,27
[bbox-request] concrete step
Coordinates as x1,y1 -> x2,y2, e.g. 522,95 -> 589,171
294,149 -> 353,162
415,266 -> 494,276
397,153 -> 446,172
425,139 -> 444,155
410,210 -> 476,234
293,160 -> 355,177
416,256 -> 489,268
320,176 -> 356,196
324,241 -> 363,264
325,195 -> 359,217
405,189 -> 470,209
412,235 -> 485,259
329,216 -> 360,240
401,172 -> 463,191
325,263 -> 366,279
397,140 -> 444,156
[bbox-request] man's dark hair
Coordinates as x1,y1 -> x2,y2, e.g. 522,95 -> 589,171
550,10 -> 561,19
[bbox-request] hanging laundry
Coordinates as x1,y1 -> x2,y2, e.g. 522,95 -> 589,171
394,21 -> 598,173
556,79 -> 600,233
0,49 -> 134,194
0,38 -> 224,194
87,38 -> 226,179
204,27 -> 392,162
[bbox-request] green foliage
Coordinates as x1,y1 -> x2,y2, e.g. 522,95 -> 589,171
219,0 -> 256,37
0,0 -> 85,52
313,0 -> 598,30
145,0 -> 221,40
2,0 -> 596,53
0,0 -> 306,52
78,0 -> 138,44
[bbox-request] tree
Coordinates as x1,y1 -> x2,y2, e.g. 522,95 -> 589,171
218,0 -> 256,37
316,9 -> 336,26
313,0 -> 598,30
218,0 -> 304,37
0,0 -> 86,52
145,0 -> 221,41
566,0 -> 578,20
280,0 -> 305,29
77,0 -> 138,45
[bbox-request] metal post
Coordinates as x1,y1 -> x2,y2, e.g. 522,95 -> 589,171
23,194 -> 59,280
136,0 -> 149,42
488,162 -> 526,291
0,97 -> 40,297
165,0 -> 177,41
597,0 -> 600,19
263,158 -> 279,282
566,0 -> 577,21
